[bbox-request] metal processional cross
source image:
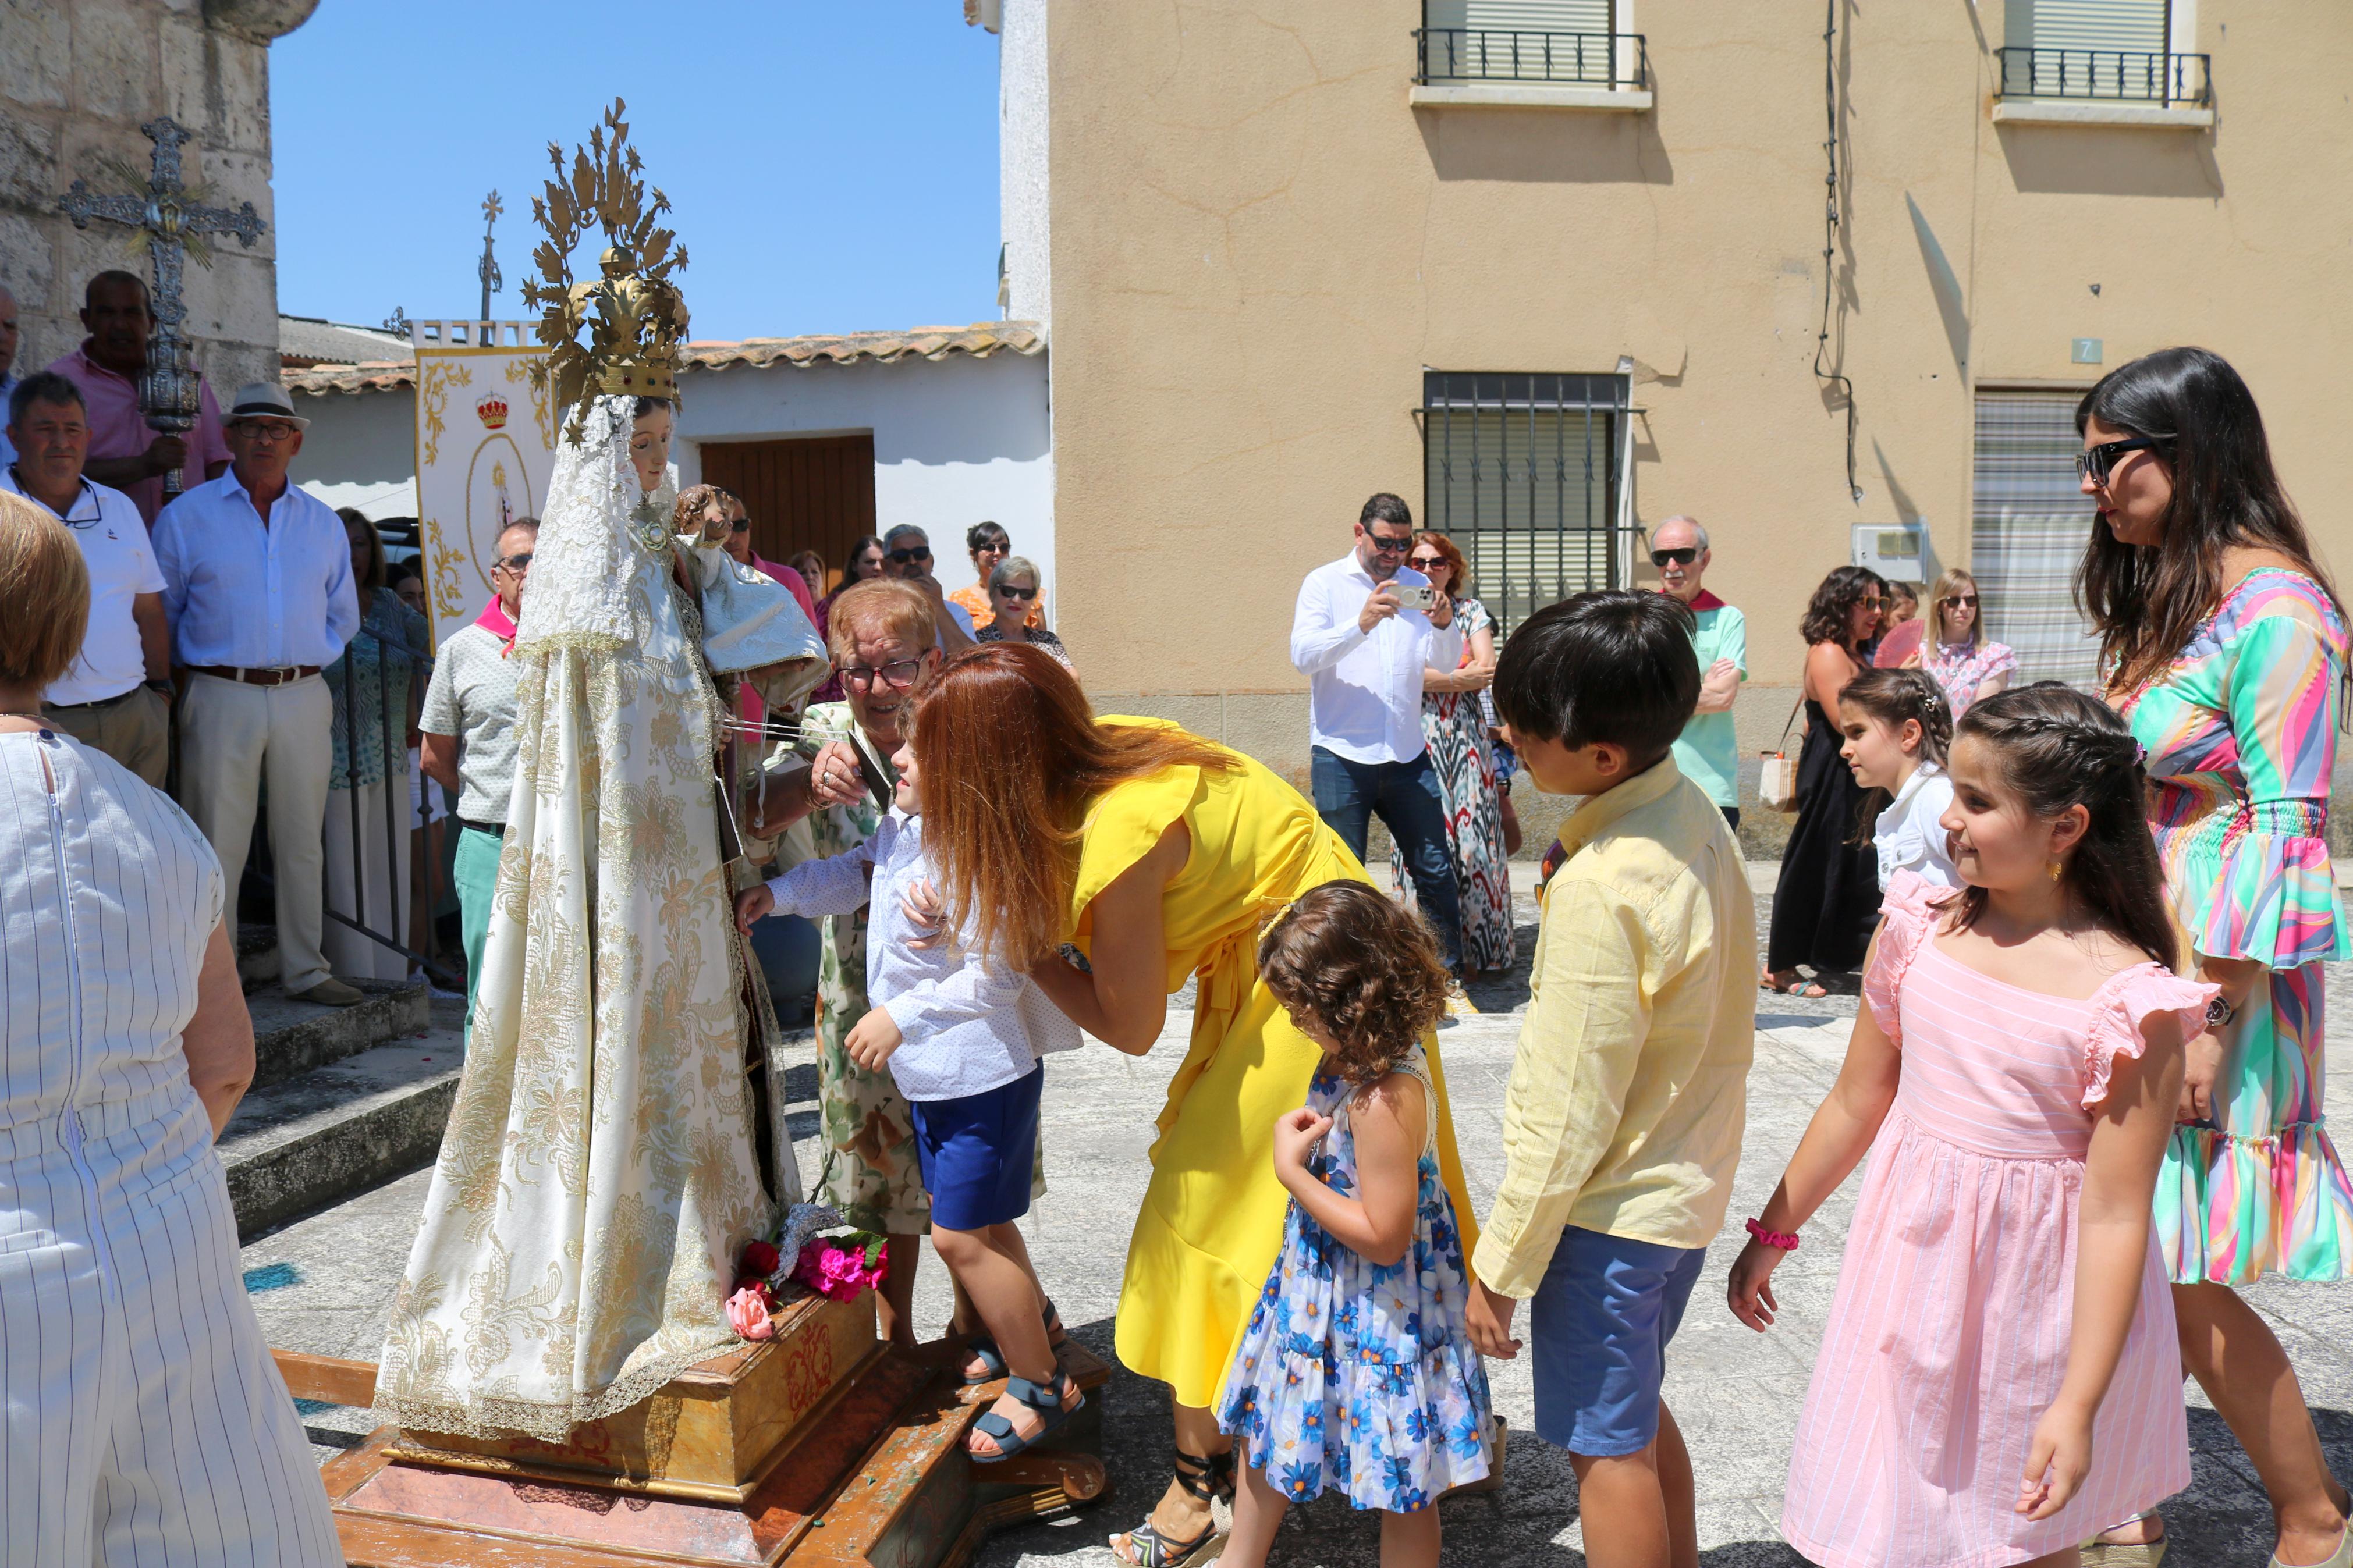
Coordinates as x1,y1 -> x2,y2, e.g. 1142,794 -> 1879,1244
478,189 -> 504,335
56,115 -> 267,502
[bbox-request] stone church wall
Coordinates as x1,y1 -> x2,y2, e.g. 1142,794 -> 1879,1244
0,0 -> 316,396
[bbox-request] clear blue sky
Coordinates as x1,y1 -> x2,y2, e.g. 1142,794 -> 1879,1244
269,2 -> 1003,343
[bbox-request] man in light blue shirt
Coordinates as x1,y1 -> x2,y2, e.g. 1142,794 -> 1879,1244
1290,492 -> 1467,977
153,382 -> 363,1006
1650,515 -> 1746,829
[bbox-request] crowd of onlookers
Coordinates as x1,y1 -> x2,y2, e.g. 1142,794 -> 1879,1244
2,269 -> 1057,1022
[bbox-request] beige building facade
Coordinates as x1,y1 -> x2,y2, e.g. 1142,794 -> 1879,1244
988,0 -> 2353,833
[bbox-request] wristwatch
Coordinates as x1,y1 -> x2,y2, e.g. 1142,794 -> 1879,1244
2203,994 -> 2236,1032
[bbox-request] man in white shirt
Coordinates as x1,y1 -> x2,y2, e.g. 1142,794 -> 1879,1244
154,382 -> 363,1007
5,372 -> 173,784
1290,492 -> 1467,976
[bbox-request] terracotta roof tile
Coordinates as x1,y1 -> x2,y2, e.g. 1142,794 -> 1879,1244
283,321 -> 1043,397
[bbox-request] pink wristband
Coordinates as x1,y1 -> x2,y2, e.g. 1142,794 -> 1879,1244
1745,1218 -> 1800,1252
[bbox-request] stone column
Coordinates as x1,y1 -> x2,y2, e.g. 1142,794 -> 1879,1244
0,0 -> 319,393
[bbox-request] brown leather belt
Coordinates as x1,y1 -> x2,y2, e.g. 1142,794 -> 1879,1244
191,665 -> 321,687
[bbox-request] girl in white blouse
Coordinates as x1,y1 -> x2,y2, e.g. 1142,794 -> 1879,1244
1837,667 -> 1960,889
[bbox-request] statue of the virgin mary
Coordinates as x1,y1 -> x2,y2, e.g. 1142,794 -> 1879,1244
375,104 -> 829,1442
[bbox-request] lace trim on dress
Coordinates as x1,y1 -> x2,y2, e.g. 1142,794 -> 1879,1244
515,396 -> 681,654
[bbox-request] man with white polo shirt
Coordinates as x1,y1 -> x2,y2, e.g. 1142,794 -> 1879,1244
5,371 -> 173,784
154,382 -> 362,1007
1290,491 -> 1468,979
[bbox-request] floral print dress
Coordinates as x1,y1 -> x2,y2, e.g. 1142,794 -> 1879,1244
1391,596 -> 1515,972
1215,1046 -> 1492,1512
1922,638 -> 2017,719
2120,569 -> 2353,1283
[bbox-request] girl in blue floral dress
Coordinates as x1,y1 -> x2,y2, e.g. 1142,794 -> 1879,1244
1215,883 -> 1492,1568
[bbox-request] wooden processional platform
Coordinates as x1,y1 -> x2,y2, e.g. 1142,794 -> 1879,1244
275,1292 -> 1110,1567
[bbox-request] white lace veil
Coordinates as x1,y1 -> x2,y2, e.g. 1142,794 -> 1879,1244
513,394 -> 677,653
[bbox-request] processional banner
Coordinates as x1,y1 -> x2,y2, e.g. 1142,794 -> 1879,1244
413,340 -> 556,642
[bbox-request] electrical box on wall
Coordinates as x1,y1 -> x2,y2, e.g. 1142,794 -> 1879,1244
1852,522 -> 1936,586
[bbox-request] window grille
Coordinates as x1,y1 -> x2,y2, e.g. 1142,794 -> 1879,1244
1421,371 -> 1632,637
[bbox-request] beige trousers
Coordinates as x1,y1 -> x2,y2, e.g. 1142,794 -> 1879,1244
42,685 -> 169,788
179,673 -> 333,994
324,778 -> 413,982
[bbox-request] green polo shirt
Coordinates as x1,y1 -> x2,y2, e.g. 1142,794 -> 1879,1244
1670,596 -> 1746,809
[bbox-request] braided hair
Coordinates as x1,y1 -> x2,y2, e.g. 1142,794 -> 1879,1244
1947,683 -> 2177,968
1839,667 -> 1953,844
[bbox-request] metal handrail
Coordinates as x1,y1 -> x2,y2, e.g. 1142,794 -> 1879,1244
325,615 -> 460,989
1414,28 -> 1650,90
1995,46 -> 2212,105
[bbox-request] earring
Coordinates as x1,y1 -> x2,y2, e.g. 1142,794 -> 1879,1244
2047,858 -> 2064,883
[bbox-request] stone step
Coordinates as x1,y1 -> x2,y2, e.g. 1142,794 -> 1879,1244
222,1004 -> 462,1243
246,977 -> 429,1090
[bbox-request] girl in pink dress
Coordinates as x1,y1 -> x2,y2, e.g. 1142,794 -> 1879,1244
1729,684 -> 2206,1568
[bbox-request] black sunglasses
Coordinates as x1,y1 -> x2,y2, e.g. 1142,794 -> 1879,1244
2077,437 -> 2168,485
1362,531 -> 1412,553
996,585 -> 1038,600
495,551 -> 533,571
1649,547 -> 1699,567
887,546 -> 932,564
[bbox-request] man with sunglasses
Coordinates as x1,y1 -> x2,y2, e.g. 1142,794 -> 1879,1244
3,371 -> 173,784
155,382 -> 363,1007
1291,491 -> 1468,980
420,518 -> 540,1039
1649,515 -> 1745,830
879,524 -> 977,652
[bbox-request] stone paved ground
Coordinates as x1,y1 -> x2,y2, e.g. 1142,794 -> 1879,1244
244,864 -> 2353,1565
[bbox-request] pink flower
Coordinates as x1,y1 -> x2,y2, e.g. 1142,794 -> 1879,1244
726,1284 -> 775,1341
792,1238 -> 890,1302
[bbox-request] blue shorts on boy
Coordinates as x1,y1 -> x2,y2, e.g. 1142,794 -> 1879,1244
909,1062 -> 1045,1231
1530,1225 -> 1707,1456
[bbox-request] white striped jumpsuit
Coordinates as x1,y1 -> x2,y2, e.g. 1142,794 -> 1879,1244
0,728 -> 342,1566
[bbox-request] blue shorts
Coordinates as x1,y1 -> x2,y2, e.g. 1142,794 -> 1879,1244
908,1063 -> 1044,1232
1529,1226 -> 1708,1457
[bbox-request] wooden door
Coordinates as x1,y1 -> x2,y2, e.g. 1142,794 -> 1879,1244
697,433 -> 876,593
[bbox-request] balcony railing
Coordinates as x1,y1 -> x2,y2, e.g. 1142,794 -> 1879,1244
1996,47 -> 2211,105
1414,29 -> 1650,91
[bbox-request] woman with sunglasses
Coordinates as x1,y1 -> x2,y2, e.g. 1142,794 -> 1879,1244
972,554 -> 1071,668
2077,348 -> 2353,1568
1394,531 -> 1513,973
1917,567 -> 2014,717
952,521 -> 1042,634
1761,564 -> 1887,998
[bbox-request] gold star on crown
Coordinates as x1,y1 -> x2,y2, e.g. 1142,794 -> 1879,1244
523,98 -> 689,442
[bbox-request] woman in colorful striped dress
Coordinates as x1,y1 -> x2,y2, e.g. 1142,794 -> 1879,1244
1392,533 -> 1515,973
2080,347 -> 2353,1568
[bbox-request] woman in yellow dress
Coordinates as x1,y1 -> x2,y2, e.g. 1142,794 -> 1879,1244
911,643 -> 1479,1565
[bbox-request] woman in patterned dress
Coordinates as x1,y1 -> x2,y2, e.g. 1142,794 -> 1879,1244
2081,347 -> 2353,1568
323,509 -> 428,983
1391,532 -> 1514,973
1917,567 -> 2016,717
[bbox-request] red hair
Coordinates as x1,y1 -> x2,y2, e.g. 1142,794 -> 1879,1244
912,643 -> 1237,968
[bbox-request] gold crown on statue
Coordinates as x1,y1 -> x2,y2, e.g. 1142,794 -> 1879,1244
523,98 -> 690,441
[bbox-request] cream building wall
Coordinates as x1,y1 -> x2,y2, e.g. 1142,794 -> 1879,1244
0,0 -> 316,397
1018,0 -> 2353,830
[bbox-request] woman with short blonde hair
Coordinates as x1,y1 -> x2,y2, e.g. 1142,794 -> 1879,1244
1920,567 -> 2015,716
0,492 -> 342,1563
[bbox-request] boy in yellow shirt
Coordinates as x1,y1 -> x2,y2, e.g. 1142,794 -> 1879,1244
1464,590 -> 1757,1568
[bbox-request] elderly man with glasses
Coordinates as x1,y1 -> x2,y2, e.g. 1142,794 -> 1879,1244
154,382 -> 362,1007
419,517 -> 540,1039
2,371 -> 174,784
1290,490 -> 1468,983
1649,514 -> 1747,831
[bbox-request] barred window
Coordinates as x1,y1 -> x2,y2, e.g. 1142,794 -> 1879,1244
1421,371 -> 1632,637
1971,390 -> 2102,689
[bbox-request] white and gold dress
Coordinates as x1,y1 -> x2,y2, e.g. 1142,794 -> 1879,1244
375,395 -> 826,1441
